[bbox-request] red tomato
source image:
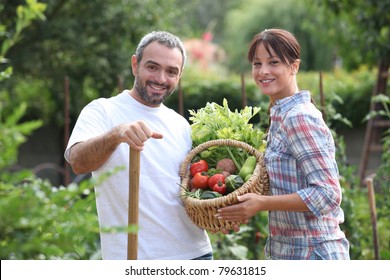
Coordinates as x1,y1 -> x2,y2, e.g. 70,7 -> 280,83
190,160 -> 208,177
190,172 -> 209,189
207,173 -> 225,189
213,181 -> 226,195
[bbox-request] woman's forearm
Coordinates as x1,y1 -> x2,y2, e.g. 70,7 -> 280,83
216,193 -> 310,222
259,193 -> 309,212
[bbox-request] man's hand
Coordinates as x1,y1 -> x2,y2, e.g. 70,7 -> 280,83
117,121 -> 163,151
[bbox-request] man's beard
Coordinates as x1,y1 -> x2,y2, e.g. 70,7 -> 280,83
135,79 -> 174,106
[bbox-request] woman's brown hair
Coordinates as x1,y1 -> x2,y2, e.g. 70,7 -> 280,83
247,28 -> 300,66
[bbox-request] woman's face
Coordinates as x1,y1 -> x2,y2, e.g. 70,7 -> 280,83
251,43 -> 299,103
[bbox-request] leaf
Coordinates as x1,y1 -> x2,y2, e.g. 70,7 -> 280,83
189,99 -> 266,168
229,245 -> 249,260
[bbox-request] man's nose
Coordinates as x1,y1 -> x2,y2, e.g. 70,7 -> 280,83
155,70 -> 167,83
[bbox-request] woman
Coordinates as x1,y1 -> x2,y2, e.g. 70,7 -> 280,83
216,29 -> 350,260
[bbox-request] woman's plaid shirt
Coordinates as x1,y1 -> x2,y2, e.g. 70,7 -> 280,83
264,90 -> 349,260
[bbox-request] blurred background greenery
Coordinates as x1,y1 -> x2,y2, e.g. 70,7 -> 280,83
1,0 -> 389,260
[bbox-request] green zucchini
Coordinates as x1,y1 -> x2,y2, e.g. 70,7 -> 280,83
238,156 -> 257,181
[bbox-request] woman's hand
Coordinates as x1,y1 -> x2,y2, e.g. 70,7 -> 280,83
215,193 -> 263,222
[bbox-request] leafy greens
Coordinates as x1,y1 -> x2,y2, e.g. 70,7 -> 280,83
189,99 -> 267,170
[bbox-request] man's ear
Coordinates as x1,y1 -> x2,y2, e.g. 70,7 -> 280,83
178,69 -> 183,79
131,55 -> 138,75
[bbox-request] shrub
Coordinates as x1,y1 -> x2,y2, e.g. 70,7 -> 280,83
0,179 -> 101,260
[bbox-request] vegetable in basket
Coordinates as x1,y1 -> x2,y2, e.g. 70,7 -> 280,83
200,190 -> 222,200
207,173 -> 225,189
238,156 -> 257,182
189,99 -> 266,170
216,158 -> 236,174
225,174 -> 244,194
190,172 -> 209,190
212,181 -> 226,195
190,159 -> 208,176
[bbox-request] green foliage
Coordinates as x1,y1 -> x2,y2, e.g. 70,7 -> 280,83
0,103 -> 42,169
1,0 -> 195,124
0,66 -> 12,82
222,0 -> 335,73
340,186 -> 373,259
363,95 -> 390,190
339,153 -> 390,260
1,78 -> 56,123
0,0 -> 100,260
209,212 -> 268,260
313,0 -> 390,69
175,0 -> 239,41
366,94 -> 390,259
189,98 -> 266,169
298,68 -> 377,129
0,0 -> 46,57
0,178 -> 100,260
189,99 -> 265,147
1,0 -> 44,169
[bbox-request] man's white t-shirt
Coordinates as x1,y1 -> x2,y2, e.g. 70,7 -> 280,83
65,90 -> 212,259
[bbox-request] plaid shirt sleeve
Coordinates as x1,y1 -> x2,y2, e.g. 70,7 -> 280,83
285,111 -> 342,217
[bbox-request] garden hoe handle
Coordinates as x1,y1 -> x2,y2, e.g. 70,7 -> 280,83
128,147 -> 140,260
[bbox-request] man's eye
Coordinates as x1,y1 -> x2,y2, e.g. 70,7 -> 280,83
147,65 -> 158,71
168,70 -> 179,77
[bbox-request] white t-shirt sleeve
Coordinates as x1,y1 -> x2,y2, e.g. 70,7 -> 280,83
64,99 -> 110,162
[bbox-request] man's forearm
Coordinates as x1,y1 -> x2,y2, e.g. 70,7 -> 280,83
68,129 -> 121,174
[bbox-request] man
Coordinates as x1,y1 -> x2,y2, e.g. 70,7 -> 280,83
65,31 -> 212,260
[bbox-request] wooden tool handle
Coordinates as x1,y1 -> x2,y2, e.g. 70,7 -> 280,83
366,177 -> 380,260
128,147 -> 140,260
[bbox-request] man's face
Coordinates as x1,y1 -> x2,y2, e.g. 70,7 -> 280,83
132,41 -> 183,107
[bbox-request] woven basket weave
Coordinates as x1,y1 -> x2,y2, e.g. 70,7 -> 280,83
179,139 -> 269,232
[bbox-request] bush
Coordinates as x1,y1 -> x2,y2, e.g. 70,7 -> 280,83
0,101 -> 101,260
208,212 -> 268,260
368,94 -> 390,259
0,178 -> 101,260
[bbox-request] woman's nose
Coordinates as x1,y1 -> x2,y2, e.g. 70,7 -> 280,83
258,65 -> 269,75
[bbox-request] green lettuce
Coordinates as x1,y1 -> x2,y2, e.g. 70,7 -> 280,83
189,99 -> 267,170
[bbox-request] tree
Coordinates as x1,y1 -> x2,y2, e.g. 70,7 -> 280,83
221,0 -> 336,73
1,0 -> 46,168
1,0 -> 194,125
313,0 -> 390,70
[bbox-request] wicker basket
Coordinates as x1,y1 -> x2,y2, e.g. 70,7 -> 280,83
179,139 -> 269,232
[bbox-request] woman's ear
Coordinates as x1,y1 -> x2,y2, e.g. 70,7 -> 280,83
292,59 -> 300,75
